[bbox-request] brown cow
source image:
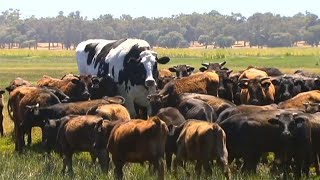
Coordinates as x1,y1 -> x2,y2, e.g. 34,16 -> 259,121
278,90 -> 320,110
5,77 -> 32,93
105,116 -> 168,180
8,86 -> 61,152
238,68 -> 275,105
159,72 -> 219,106
37,75 -> 90,101
86,104 -> 130,121
56,115 -> 109,174
0,89 -> 5,136
170,120 -> 231,179
157,69 -> 174,90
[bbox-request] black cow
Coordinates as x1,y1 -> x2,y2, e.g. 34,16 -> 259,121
168,64 -> 195,79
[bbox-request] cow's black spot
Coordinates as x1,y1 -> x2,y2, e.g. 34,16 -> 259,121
95,39 -> 127,76
84,43 -> 99,65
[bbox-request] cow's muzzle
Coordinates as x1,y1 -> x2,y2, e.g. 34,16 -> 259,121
145,80 -> 156,87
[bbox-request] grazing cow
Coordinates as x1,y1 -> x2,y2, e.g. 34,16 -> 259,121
5,77 -> 32,93
90,76 -> 118,99
86,104 -> 130,121
219,110 -> 312,177
76,38 -> 170,118
180,93 -> 235,116
169,120 -> 231,179
37,75 -> 91,101
95,116 -> 168,180
294,70 -> 319,78
168,65 -> 195,78
238,68 -> 275,105
25,96 -> 125,122
278,90 -> 320,110
8,86 -> 61,152
217,104 -> 278,123
158,72 -> 219,106
0,89 -> 5,136
177,98 -> 217,122
245,66 -> 284,76
56,115 -> 109,174
199,61 -> 227,72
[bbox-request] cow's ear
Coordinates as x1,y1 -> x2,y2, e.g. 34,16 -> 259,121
187,67 -> 195,72
157,57 -> 170,64
168,67 -> 177,72
71,78 -> 80,84
199,67 -> 207,72
262,81 -> 271,89
271,79 -> 281,86
5,85 -> 13,92
0,90 -> 5,94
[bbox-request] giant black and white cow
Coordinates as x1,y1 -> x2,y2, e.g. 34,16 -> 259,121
76,39 -> 170,118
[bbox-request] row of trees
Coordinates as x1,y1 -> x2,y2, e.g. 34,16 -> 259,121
0,9 -> 320,49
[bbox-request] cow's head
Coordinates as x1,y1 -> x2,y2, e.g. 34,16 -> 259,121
272,76 -> 296,102
168,65 -> 195,79
5,77 -> 32,93
90,76 -> 118,99
216,69 -> 233,101
239,77 -> 272,105
67,75 -> 91,101
199,61 -> 227,72
304,102 -> 320,113
269,112 -> 307,139
128,50 -> 170,89
147,94 -> 164,116
157,75 -> 174,90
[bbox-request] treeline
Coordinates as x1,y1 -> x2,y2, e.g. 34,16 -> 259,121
0,9 -> 320,49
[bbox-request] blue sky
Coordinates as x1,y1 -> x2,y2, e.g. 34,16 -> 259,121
1,0 -> 319,19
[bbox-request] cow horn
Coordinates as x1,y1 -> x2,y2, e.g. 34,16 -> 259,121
103,96 -> 125,104
239,78 -> 249,83
292,113 -> 299,118
36,103 -> 39,108
220,61 -> 226,67
202,63 -> 209,67
260,77 -> 270,82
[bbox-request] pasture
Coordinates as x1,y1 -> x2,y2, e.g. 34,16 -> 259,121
0,48 -> 320,179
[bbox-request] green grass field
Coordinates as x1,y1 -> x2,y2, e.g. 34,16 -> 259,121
0,48 -> 319,179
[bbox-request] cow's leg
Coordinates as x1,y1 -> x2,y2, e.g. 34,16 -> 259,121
90,152 -> 97,164
165,151 -> 172,171
66,153 -> 74,175
114,160 -> 124,180
0,113 -> 4,136
315,154 -> 320,175
195,160 -> 202,177
203,160 -> 212,177
27,127 -> 32,146
95,149 -> 109,173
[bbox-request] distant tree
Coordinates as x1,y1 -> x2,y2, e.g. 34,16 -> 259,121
267,33 -> 293,47
157,31 -> 186,48
198,35 -> 213,48
214,35 -> 236,48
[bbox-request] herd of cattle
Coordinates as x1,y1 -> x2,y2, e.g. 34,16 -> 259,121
1,38 -> 320,179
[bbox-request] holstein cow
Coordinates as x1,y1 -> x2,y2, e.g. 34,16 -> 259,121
238,68 -> 275,105
76,38 -> 170,118
94,116 -> 169,180
0,89 -> 5,136
168,64 -> 195,79
169,120 -> 231,179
